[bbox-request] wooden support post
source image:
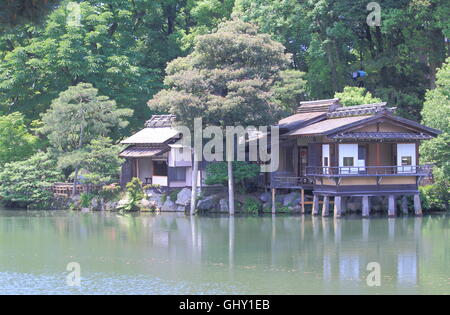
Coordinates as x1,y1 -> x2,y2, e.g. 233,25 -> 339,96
322,195 -> 330,217
312,194 -> 320,216
300,189 -> 305,214
341,197 -> 347,214
362,196 -> 370,218
388,195 -> 396,217
413,194 -> 423,216
401,196 -> 409,215
334,196 -> 342,218
271,188 -> 276,214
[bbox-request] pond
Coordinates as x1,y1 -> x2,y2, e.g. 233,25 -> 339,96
0,210 -> 449,295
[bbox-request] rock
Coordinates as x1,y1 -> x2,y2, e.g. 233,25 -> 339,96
90,197 -> 103,211
161,199 -> 177,212
176,188 -> 192,206
146,190 -> 163,205
219,199 -> 229,213
81,208 -> 90,213
104,201 -> 118,211
283,192 -> 301,207
176,205 -> 187,212
139,198 -> 152,210
197,195 -> 219,212
259,192 -> 271,203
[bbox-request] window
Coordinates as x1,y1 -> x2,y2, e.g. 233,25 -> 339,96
323,157 -> 329,167
343,157 -> 354,167
172,167 -> 186,181
153,161 -> 168,176
358,145 -> 367,160
401,156 -> 412,166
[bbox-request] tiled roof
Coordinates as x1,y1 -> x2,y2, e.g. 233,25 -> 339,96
330,132 -> 433,140
327,103 -> 392,118
287,116 -> 372,136
145,115 -> 176,128
119,146 -> 169,158
296,98 -> 341,113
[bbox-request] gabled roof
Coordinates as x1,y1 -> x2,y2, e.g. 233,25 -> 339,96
324,113 -> 441,137
287,116 -> 372,136
121,127 -> 179,144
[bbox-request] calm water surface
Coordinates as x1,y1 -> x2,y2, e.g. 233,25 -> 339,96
0,210 -> 448,295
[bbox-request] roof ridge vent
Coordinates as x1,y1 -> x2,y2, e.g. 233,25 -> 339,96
145,114 -> 176,128
327,102 -> 393,118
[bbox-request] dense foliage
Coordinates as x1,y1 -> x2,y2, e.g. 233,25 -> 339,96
205,162 -> 260,192
0,112 -> 38,166
419,58 -> 449,210
0,152 -> 63,206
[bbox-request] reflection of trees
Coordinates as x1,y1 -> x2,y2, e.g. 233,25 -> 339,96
0,210 -> 448,293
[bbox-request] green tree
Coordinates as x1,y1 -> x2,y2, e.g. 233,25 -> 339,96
149,19 -> 290,214
0,152 -> 63,207
58,137 -> 124,185
41,83 -> 132,195
420,58 -> 449,210
0,112 -> 39,166
205,161 -> 260,193
0,0 -> 190,130
334,86 -> 382,107
271,69 -> 307,113
0,0 -> 59,28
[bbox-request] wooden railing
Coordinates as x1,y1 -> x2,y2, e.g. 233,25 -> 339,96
52,183 -> 102,197
271,172 -> 314,188
306,165 -> 433,177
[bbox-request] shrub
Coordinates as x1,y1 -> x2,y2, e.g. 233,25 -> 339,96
169,189 -> 181,202
420,184 -> 449,211
119,177 -> 145,211
80,193 -> 95,208
243,198 -> 260,215
99,183 -> 121,202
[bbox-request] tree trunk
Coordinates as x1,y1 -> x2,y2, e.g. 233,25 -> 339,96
73,122 -> 85,196
228,161 -> 235,215
190,155 -> 199,215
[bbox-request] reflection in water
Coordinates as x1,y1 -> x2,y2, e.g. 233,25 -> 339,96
0,210 -> 448,295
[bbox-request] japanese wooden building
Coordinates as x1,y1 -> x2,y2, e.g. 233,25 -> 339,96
270,99 -> 441,217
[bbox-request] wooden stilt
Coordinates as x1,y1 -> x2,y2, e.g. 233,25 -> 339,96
312,194 -> 320,216
271,188 -> 276,214
341,197 -> 347,214
362,196 -> 370,218
322,195 -> 330,217
401,196 -> 409,215
413,194 -> 423,216
300,189 -> 305,214
388,195 -> 396,217
334,196 -> 342,218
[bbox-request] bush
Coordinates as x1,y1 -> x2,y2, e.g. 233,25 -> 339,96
119,177 -> 145,211
242,198 -> 260,215
80,193 -> 95,208
98,183 -> 121,202
420,184 -> 449,211
0,152 -> 63,207
169,189 -> 181,202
